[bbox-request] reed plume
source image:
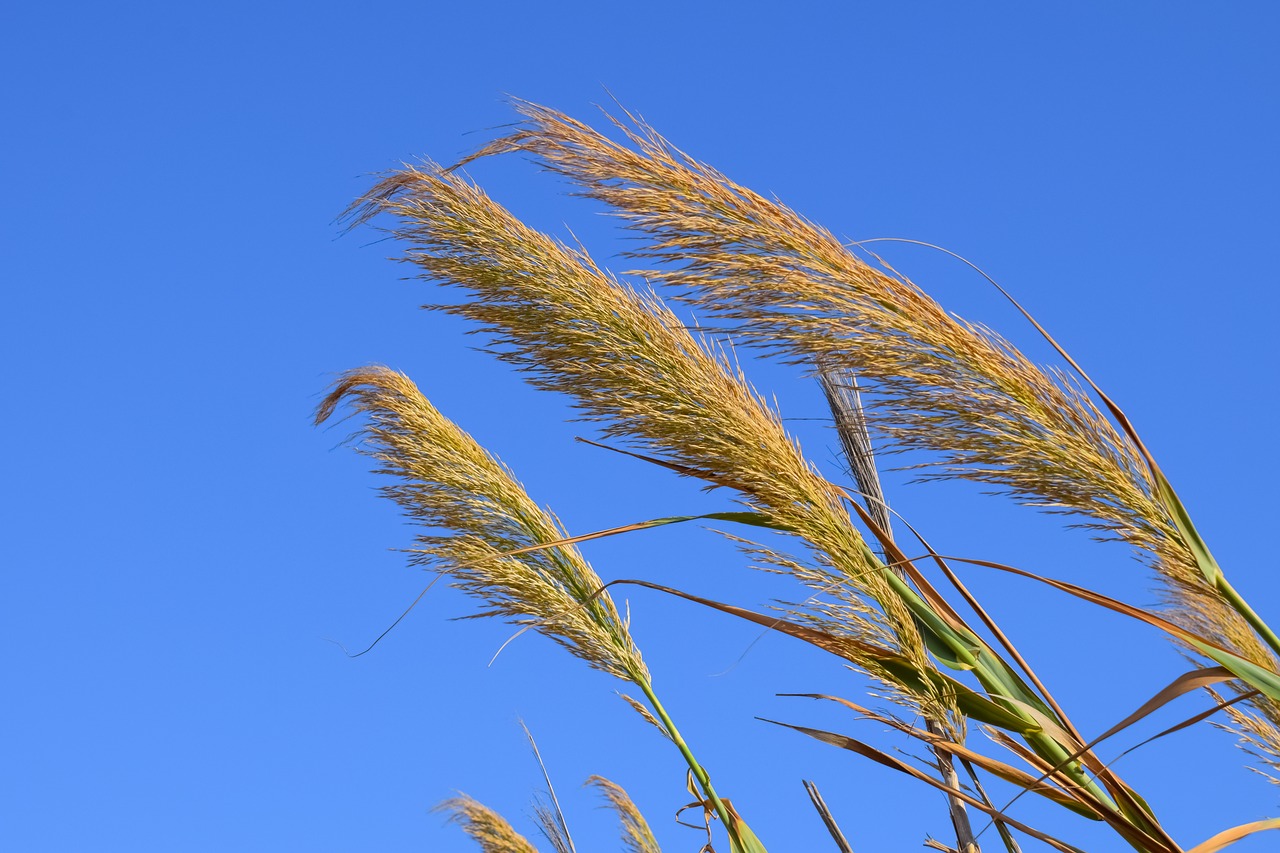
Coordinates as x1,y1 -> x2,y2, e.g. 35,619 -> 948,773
343,163 -> 954,727
315,366 -> 647,682
464,102 -> 1164,579
317,365 -> 766,850
466,100 -> 1280,767
589,776 -> 663,853
318,99 -> 1280,852
437,795 -> 541,853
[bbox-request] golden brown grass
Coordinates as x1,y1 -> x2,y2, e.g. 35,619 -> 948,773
464,103 -> 1164,573
465,100 -> 1280,775
316,365 -> 647,682
343,164 -> 955,727
319,100 -> 1280,853
589,776 -> 663,853
437,795 -> 542,853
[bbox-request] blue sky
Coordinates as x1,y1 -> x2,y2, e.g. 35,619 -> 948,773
3,3 -> 1279,851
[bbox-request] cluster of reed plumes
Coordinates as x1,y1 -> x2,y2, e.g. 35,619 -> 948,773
316,100 -> 1280,853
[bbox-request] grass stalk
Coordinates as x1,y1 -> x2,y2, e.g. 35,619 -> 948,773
634,678 -> 744,850
821,369 -> 980,852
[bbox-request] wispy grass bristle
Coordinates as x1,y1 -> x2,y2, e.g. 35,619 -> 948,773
533,802 -> 575,853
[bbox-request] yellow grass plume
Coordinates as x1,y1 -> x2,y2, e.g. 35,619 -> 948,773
465,102 -> 1166,581
316,365 -> 647,683
437,795 -> 541,853
344,165 -> 953,725
466,100 -> 1280,758
588,776 -> 662,853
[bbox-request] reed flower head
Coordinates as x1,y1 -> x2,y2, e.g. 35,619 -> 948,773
465,103 -> 1166,574
436,795 -> 540,853
316,365 -> 647,682
588,776 -> 662,853
345,164 -> 953,723
466,100 -> 1280,725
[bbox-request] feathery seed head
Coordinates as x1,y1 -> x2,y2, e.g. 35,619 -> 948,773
317,366 -> 647,682
436,795 -> 541,853
346,163 -> 946,717
588,776 -> 663,853
467,102 -> 1166,571
465,99 -> 1280,760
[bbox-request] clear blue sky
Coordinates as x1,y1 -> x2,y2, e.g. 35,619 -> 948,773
3,3 -> 1278,851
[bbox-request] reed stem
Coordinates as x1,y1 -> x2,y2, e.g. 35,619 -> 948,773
636,678 -> 746,850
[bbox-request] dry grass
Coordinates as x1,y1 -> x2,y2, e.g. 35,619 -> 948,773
463,103 -> 1186,587
318,100 -> 1280,852
316,365 -> 647,682
466,100 -> 1280,773
437,795 -> 542,853
344,164 -> 956,726
589,776 -> 663,853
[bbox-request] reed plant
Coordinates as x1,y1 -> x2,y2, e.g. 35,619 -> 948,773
317,101 -> 1280,853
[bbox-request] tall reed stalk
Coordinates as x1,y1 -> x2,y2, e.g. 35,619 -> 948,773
317,100 -> 1280,853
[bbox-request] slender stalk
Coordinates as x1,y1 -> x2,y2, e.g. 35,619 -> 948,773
635,677 -> 745,850
822,369 -> 978,851
926,718 -> 978,853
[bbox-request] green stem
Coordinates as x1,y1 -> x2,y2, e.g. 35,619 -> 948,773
872,549 -> 1152,833
968,657 -> 1106,799
635,677 -> 744,851
876,556 -> 1115,803
1218,576 -> 1280,660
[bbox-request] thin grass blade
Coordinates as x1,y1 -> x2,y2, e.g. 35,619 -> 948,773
1186,819 -> 1280,853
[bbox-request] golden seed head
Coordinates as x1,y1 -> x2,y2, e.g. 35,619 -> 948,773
346,163 -> 945,716
435,795 -> 541,853
466,100 -> 1280,752
318,365 -> 647,682
588,776 -> 663,853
